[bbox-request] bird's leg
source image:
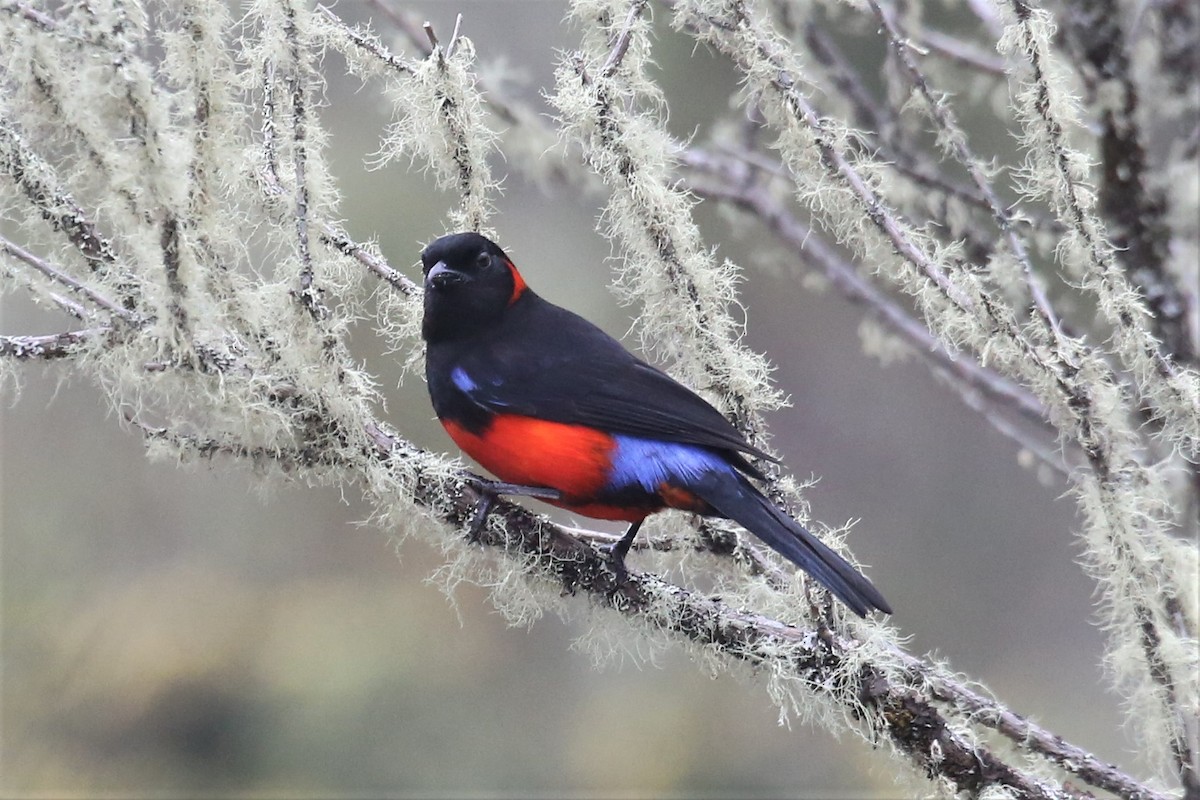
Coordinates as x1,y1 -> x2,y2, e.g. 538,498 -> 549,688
601,519 -> 643,581
464,478 -> 561,542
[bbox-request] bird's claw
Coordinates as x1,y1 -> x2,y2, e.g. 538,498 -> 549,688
599,541 -> 631,583
465,477 -> 561,502
465,493 -> 497,543
463,478 -> 561,543
600,521 -> 640,584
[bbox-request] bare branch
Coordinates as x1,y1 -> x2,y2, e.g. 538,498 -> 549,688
320,229 -> 419,296
0,235 -> 141,324
0,0 -> 57,31
422,20 -> 440,58
315,4 -> 413,74
363,0 -> 432,58
601,0 -> 650,77
917,28 -> 1008,76
443,13 -> 463,61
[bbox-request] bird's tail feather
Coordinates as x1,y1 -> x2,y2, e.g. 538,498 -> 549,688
690,472 -> 891,617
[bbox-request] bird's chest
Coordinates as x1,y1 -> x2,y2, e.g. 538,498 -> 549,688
440,412 -> 618,501
427,349 -> 617,499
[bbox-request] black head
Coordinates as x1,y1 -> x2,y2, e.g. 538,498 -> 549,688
420,232 -> 529,342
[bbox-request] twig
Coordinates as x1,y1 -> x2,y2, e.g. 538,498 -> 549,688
601,0 -> 649,77
281,2 -> 328,324
882,642 -> 1169,800
3,261 -> 90,321
675,10 -> 1193,795
422,20 -> 439,58
320,230 -> 419,296
0,0 -> 57,31
315,5 -> 413,74
44,290 -> 90,321
673,1 -> 1119,485
917,28 -> 1008,76
0,235 -> 141,324
127,413 -> 347,472
869,0 -> 1067,345
559,21 -> 777,454
3,5 -> 1186,798
965,0 -> 1005,37
681,150 -> 1049,425
1057,0 -> 1194,367
363,0 -> 431,58
159,214 -> 192,341
253,100 -> 418,298
1005,3 -> 1199,789
494,437 -> 1152,798
0,327 -> 110,360
358,0 -> 582,191
443,13 -> 463,61
1007,0 -> 1199,441
261,60 -> 283,204
0,120 -> 122,279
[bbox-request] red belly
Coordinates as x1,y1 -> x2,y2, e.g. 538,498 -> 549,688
441,414 -> 653,522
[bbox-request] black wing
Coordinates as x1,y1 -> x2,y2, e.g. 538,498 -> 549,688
442,294 -> 775,472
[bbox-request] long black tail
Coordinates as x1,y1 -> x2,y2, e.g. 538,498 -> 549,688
689,472 -> 891,617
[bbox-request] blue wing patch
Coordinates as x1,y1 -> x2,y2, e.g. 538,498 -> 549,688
451,366 -> 478,393
605,434 -> 728,491
452,365 -> 509,408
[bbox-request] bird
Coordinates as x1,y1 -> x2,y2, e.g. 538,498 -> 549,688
419,231 -> 891,617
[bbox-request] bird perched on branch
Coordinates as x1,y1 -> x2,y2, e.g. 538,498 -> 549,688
419,231 -> 890,617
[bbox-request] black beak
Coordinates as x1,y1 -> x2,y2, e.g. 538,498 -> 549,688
426,261 -> 465,290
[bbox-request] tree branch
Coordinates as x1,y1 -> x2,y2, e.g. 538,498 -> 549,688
357,421 -> 1126,800
0,327 -> 111,361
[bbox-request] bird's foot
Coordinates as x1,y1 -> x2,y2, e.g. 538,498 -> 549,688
464,478 -> 560,543
599,520 -> 642,584
599,541 -> 631,583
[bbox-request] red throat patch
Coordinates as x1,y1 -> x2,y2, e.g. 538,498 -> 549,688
505,259 -> 527,305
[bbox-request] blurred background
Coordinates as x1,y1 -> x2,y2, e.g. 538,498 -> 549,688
1,1 -> 1141,796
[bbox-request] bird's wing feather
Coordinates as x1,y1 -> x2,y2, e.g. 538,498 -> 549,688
452,300 -> 774,467
688,472 -> 892,617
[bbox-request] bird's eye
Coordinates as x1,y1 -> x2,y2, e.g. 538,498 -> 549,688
475,252 -> 490,269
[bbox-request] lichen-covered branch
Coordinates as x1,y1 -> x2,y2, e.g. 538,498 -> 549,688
680,148 -> 1071,477
0,327 -> 111,361
671,0 -> 1197,790
548,0 -> 785,480
312,3 -> 500,235
1,0 -> 1194,796
1001,0 -> 1200,453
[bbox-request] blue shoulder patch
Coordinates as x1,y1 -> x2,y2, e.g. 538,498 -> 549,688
452,365 -> 509,408
605,435 -> 729,491
451,366 -> 478,393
